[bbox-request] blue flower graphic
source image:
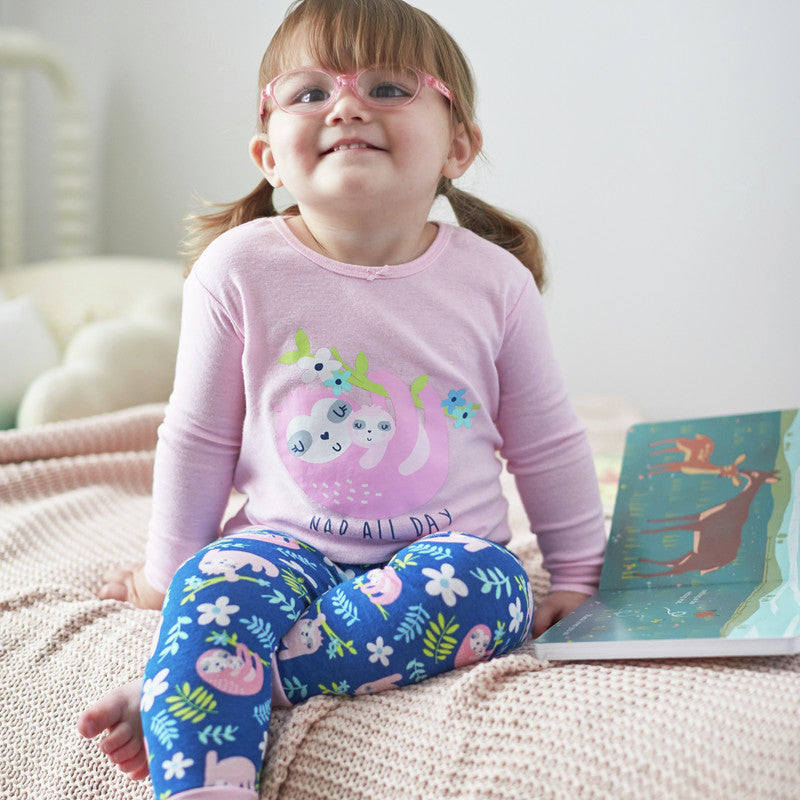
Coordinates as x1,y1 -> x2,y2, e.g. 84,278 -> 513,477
324,369 -> 353,396
453,403 -> 477,429
441,388 -> 466,415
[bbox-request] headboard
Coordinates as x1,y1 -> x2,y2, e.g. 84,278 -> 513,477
0,29 -> 90,268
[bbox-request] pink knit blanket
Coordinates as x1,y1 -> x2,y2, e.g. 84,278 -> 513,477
1,405 -> 798,799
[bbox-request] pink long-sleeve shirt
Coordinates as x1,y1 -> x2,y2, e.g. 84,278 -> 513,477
144,217 -> 606,595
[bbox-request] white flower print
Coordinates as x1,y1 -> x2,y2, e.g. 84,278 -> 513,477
422,564 -> 469,607
508,597 -> 524,634
140,667 -> 170,712
163,751 -> 194,780
297,348 -> 341,384
258,730 -> 270,758
197,596 -> 240,626
366,636 -> 394,667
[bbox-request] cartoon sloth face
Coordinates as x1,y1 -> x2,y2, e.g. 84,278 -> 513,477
198,650 -> 244,675
286,398 -> 354,463
351,407 -> 395,447
469,627 -> 491,658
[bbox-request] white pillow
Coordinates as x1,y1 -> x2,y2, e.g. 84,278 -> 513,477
0,292 -> 60,428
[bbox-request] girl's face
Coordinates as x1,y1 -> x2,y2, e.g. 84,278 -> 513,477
251,56 -> 476,224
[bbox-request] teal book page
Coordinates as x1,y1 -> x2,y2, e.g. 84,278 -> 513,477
537,409 -> 799,653
600,408 -> 799,641
536,584 -> 751,647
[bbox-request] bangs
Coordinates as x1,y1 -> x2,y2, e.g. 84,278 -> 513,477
263,0 -> 464,92
300,1 -> 434,73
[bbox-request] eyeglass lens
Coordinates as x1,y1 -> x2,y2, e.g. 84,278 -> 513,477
272,67 -> 421,113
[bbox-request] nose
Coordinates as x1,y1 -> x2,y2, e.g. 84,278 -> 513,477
325,83 -> 371,124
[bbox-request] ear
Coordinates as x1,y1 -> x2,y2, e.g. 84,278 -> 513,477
249,134 -> 283,188
441,122 -> 481,180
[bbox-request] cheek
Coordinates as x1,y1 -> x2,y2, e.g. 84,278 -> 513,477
268,120 -> 316,170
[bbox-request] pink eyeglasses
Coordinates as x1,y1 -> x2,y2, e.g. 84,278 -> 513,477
259,66 -> 452,120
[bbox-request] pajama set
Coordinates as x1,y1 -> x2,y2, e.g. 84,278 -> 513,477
140,217 -> 606,799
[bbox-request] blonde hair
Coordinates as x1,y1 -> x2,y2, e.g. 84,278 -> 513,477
182,0 -> 545,289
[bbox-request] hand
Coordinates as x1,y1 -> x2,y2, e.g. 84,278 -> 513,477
98,564 -> 165,611
532,590 -> 590,638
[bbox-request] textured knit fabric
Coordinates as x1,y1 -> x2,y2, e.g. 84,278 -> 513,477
144,217 -> 606,595
2,406 -> 800,800
142,529 -> 532,796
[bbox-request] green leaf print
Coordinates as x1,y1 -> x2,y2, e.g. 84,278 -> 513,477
470,567 -> 512,600
198,724 -> 238,746
150,710 -> 179,752
393,604 -> 431,644
318,612 -> 357,657
493,620 -> 507,650
406,659 -> 428,683
282,676 -> 309,702
239,615 -> 277,651
409,374 -> 429,400
422,613 -> 459,663
295,329 -> 311,354
278,328 -> 313,364
278,350 -> 303,365
354,351 -> 369,378
318,680 -> 351,696
157,616 -> 192,662
331,588 -> 361,627
265,588 -> 299,617
182,574 -> 267,605
166,682 -> 218,724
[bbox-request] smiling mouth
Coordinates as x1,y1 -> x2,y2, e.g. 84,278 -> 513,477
325,142 -> 381,155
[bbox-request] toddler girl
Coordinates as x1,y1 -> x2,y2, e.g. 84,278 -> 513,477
79,1 -> 606,797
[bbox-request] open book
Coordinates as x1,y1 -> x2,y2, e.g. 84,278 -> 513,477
533,408 -> 799,660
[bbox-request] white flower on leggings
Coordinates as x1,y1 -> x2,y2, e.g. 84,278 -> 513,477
367,636 -> 394,666
163,751 -> 194,780
197,596 -> 240,626
422,564 -> 468,607
140,667 -> 170,712
508,597 -> 524,634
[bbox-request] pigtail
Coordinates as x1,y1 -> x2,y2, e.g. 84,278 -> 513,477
439,178 -> 546,292
181,179 -> 295,273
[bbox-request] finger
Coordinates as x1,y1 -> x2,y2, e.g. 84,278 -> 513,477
98,580 -> 129,601
102,564 -> 137,583
117,748 -> 150,779
532,609 -> 558,638
99,720 -> 135,755
105,734 -> 142,766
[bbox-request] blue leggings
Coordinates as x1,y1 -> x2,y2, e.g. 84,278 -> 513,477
140,530 -> 534,799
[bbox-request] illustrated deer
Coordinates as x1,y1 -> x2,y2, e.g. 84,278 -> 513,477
635,468 -> 779,578
647,434 -> 746,486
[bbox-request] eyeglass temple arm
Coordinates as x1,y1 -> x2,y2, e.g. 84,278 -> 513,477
259,87 -> 270,121
424,74 -> 452,101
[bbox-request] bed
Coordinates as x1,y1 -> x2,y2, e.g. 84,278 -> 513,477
2,27 -> 799,800
2,402 -> 799,800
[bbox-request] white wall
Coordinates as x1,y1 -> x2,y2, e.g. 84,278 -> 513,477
3,1 -> 799,420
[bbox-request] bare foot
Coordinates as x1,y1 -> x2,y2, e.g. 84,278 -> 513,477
77,679 -> 149,780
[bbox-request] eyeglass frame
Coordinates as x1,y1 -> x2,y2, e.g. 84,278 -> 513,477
259,66 -> 453,121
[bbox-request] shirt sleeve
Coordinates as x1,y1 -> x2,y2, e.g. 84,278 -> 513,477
143,271 -> 246,593
496,277 -> 606,595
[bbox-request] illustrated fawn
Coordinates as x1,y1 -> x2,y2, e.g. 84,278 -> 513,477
636,468 -> 779,578
647,434 -> 746,486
